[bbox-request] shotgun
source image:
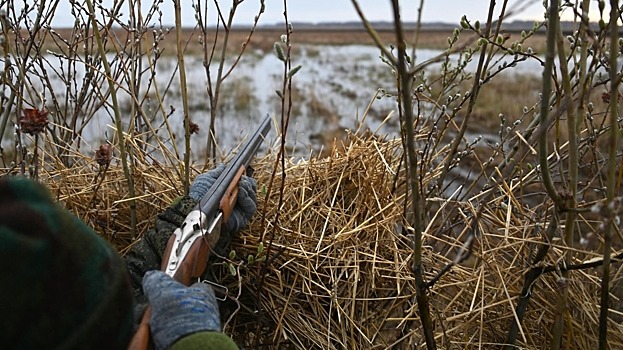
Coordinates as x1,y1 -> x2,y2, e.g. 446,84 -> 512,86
128,115 -> 271,350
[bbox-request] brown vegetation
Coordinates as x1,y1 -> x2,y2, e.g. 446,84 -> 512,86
33,130 -> 623,349
33,27 -> 549,56
3,1 -> 622,349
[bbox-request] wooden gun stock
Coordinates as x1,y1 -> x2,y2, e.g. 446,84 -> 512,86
127,160 -> 259,350
128,308 -> 152,350
128,235 -> 212,350
219,166 -> 245,223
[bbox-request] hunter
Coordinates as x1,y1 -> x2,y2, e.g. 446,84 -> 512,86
0,168 -> 257,350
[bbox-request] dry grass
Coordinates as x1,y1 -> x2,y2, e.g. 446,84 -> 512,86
3,2 -> 621,348
25,125 -> 623,349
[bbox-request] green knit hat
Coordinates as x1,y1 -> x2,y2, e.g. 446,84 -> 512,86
0,177 -> 134,349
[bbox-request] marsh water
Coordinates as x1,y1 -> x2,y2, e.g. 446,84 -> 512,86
6,44 -> 546,162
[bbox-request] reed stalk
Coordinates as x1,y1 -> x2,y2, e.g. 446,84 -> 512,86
552,4 -> 578,346
538,0 -> 563,207
173,0 -> 191,194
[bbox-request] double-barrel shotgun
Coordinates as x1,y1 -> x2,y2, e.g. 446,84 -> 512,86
128,114 -> 271,350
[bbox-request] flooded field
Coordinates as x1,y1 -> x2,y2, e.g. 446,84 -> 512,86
4,42 -> 547,163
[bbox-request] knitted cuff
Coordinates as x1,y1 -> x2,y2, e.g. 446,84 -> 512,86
142,271 -> 221,350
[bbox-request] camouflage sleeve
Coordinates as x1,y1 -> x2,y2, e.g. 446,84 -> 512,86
124,196 -> 198,315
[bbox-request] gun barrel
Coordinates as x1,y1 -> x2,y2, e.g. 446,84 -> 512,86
197,114 -> 271,217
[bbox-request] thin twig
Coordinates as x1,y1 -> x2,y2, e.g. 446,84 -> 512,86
599,1 -> 619,348
538,0 -> 563,207
388,1 -> 436,348
425,206 -> 483,288
84,0 -> 137,239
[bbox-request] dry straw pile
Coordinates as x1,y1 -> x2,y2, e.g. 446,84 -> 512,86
37,131 -> 623,349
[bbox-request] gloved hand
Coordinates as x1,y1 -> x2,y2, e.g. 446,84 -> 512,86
189,164 -> 258,255
142,270 -> 221,350
126,165 -> 258,322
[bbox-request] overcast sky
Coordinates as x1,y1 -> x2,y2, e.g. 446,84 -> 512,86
15,0 -> 612,27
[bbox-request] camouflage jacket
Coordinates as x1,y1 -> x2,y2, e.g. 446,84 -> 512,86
125,196 -> 199,319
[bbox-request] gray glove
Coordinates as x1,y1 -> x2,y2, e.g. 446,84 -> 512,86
188,164 -> 258,255
142,270 -> 221,350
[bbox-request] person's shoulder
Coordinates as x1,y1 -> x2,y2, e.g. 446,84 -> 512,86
0,176 -> 51,203
168,331 -> 239,350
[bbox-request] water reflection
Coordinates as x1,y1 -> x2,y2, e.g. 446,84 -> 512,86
2,45 -> 546,161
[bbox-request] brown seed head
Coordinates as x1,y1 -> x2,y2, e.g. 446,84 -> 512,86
19,108 -> 49,135
95,144 -> 113,166
189,121 -> 200,135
